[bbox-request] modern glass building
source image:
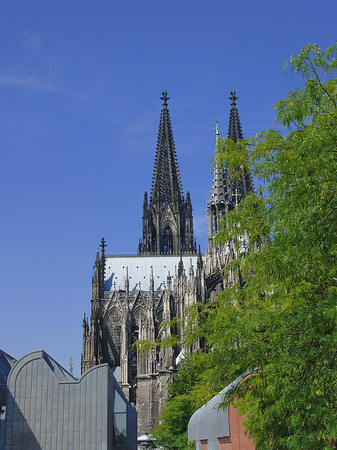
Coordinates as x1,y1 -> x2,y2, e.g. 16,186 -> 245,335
0,349 -> 137,450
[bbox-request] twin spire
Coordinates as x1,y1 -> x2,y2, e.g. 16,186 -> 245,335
139,90 -> 196,254
99,91 -> 252,254
150,90 -> 183,206
208,90 -> 253,235
228,89 -> 243,143
215,90 -> 243,143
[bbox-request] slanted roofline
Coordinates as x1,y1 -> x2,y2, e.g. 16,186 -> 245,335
7,350 -> 76,385
188,370 -> 252,442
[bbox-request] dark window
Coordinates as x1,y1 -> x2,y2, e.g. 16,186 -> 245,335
104,313 -> 122,367
130,323 -> 139,380
152,233 -> 157,253
163,227 -> 173,254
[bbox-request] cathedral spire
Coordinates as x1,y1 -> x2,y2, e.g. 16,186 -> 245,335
207,91 -> 253,238
228,90 -> 243,143
139,91 -> 196,255
212,121 -> 226,207
225,91 -> 253,202
150,90 -> 183,206
207,121 -> 226,236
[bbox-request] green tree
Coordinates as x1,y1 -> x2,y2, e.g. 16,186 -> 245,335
205,43 -> 337,449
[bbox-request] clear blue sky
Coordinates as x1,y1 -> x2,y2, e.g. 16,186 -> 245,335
1,0 -> 336,376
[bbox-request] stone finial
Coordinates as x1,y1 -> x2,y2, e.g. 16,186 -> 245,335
160,89 -> 169,106
100,237 -> 107,257
229,89 -> 238,107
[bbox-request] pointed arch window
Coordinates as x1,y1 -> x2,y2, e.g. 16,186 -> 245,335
163,227 -> 173,254
152,228 -> 157,253
130,321 -> 139,379
212,207 -> 218,234
104,310 -> 122,367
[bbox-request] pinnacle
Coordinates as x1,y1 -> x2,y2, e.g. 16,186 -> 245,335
228,90 -> 243,143
229,89 -> 238,107
215,120 -> 219,136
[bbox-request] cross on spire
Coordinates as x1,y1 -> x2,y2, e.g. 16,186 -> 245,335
160,89 -> 169,106
233,188 -> 241,206
229,89 -> 238,107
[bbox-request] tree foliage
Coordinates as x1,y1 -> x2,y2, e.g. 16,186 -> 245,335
207,42 -> 337,450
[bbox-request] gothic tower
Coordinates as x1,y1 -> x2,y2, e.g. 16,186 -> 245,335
206,90 -> 254,296
225,89 -> 254,207
139,90 -> 196,255
207,90 -> 253,238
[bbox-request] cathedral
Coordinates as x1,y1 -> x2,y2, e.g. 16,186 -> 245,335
81,89 -> 253,437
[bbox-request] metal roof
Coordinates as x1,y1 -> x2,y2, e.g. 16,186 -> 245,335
188,372 -> 250,442
104,254 -> 198,291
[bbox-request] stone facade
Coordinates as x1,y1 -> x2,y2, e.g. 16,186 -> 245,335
81,90 -> 253,437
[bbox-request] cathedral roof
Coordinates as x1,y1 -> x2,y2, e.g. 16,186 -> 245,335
150,90 -> 183,205
104,253 -> 198,292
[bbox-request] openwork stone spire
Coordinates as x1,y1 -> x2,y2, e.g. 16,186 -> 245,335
207,121 -> 226,235
150,90 -> 183,206
139,91 -> 196,255
228,90 -> 243,142
226,90 -> 253,204
207,91 -> 253,237
212,121 -> 226,205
